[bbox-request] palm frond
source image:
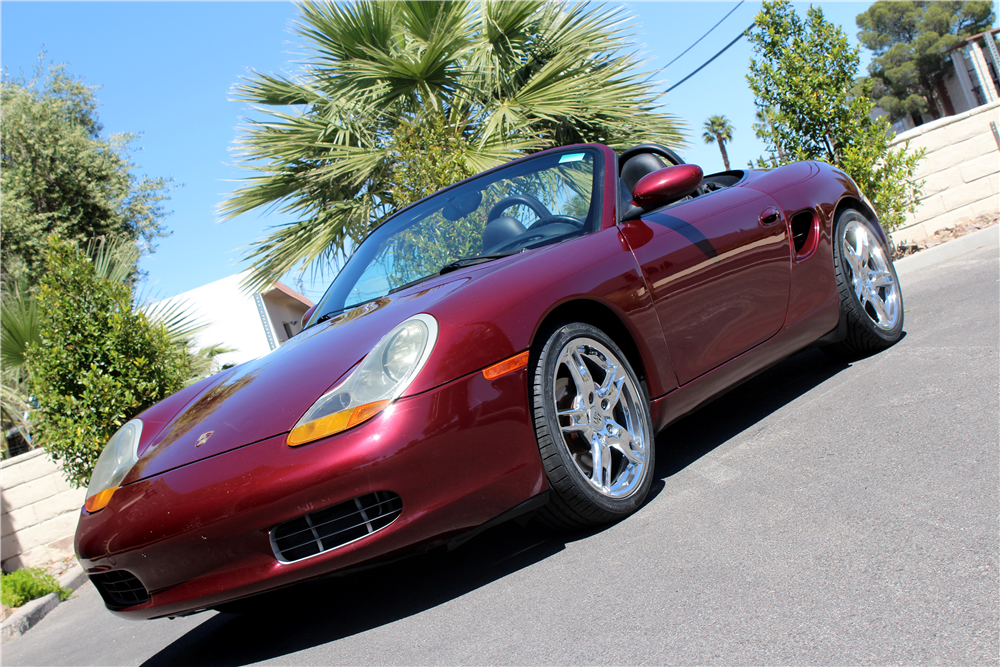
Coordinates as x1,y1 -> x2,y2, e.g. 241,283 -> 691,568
185,343 -> 237,386
232,71 -> 323,107
86,236 -> 141,285
1,367 -> 33,438
143,298 -> 207,347
224,0 -> 689,286
0,293 -> 39,369
239,195 -> 377,292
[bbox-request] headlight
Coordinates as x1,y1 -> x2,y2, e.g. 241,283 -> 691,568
287,314 -> 439,447
85,419 -> 143,512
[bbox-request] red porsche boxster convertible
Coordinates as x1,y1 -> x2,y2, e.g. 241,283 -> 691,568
75,143 -> 903,619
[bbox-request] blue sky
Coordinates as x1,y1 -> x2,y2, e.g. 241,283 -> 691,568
1,0 -> 945,302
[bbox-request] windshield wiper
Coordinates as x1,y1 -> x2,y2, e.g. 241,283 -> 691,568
312,305 -> 353,326
439,250 -> 522,275
312,298 -> 376,326
388,274 -> 437,295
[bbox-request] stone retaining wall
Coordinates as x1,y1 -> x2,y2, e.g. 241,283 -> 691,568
1,450 -> 85,572
889,100 -> 1000,244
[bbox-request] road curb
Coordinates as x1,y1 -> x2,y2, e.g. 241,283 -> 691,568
894,224 -> 999,277
1,565 -> 88,643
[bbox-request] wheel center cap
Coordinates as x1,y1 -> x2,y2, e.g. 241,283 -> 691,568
590,410 -> 604,429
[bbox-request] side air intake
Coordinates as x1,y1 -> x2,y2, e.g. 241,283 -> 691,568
90,570 -> 150,609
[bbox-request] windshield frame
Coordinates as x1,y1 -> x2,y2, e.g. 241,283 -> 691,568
306,144 -> 609,327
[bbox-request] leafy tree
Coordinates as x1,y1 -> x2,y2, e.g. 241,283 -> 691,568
751,106 -> 787,165
1,61 -> 230,464
1,236 -> 227,460
388,112 -> 477,208
25,237 -> 190,486
1,57 -> 172,284
222,0 -> 686,291
746,0 -> 924,233
856,1 -> 994,123
702,115 -> 734,170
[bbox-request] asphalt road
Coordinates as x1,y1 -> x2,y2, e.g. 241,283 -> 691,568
5,233 -> 998,666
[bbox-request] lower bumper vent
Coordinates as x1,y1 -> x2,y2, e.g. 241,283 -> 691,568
90,569 -> 150,609
270,491 -> 402,563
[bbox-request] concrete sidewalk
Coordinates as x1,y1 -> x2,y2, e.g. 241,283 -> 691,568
893,224 -> 998,277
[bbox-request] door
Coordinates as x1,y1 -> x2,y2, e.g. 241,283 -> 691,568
622,186 -> 791,386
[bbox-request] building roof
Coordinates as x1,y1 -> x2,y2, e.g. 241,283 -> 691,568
948,27 -> 1000,53
266,281 -> 314,308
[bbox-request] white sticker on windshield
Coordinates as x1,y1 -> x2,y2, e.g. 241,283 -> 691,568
559,153 -> 586,163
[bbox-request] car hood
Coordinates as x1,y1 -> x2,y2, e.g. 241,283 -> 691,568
125,276 -> 472,482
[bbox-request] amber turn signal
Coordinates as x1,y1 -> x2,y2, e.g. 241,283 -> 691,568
287,400 -> 391,447
85,487 -> 118,513
483,351 -> 529,380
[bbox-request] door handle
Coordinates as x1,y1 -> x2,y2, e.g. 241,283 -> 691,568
759,206 -> 781,226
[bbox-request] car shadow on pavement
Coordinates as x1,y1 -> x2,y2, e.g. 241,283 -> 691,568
141,348 -> 850,667
645,347 -> 850,503
141,520 -> 568,667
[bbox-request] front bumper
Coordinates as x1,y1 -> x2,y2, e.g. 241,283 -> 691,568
75,367 -> 544,619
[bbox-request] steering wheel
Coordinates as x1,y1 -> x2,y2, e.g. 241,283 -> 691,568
488,194 -> 583,230
488,194 -> 551,223
483,222 -> 581,254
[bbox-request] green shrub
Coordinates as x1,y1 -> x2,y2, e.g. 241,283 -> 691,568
0,567 -> 70,608
25,237 -> 190,488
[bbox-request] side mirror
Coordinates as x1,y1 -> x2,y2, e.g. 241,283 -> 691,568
631,164 -> 704,209
302,304 -> 317,328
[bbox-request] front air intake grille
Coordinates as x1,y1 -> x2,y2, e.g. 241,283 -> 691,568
90,569 -> 150,609
270,491 -> 402,563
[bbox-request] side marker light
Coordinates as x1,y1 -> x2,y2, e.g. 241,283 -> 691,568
483,351 -> 530,380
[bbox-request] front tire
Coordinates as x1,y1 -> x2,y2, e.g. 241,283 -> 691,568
531,323 -> 654,529
825,209 -> 904,359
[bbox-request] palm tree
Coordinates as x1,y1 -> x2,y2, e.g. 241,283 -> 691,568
222,0 -> 687,291
702,115 -> 734,171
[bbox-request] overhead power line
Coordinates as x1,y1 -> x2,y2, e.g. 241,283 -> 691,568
665,25 -> 753,94
662,1 -> 745,70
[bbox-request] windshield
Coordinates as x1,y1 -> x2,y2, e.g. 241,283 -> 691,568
310,147 -> 603,323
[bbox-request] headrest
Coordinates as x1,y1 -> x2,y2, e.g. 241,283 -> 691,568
621,153 -> 667,194
482,216 -> 527,253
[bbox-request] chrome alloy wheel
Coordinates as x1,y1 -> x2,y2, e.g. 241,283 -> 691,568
841,217 -> 901,331
551,337 -> 648,499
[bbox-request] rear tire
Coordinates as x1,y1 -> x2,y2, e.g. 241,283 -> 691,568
824,209 -> 904,359
531,322 -> 654,529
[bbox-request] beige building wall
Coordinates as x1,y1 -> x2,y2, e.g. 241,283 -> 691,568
153,272 -> 313,367
889,100 -> 1000,245
154,273 -> 277,368
1,449 -> 85,572
262,289 -> 310,344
